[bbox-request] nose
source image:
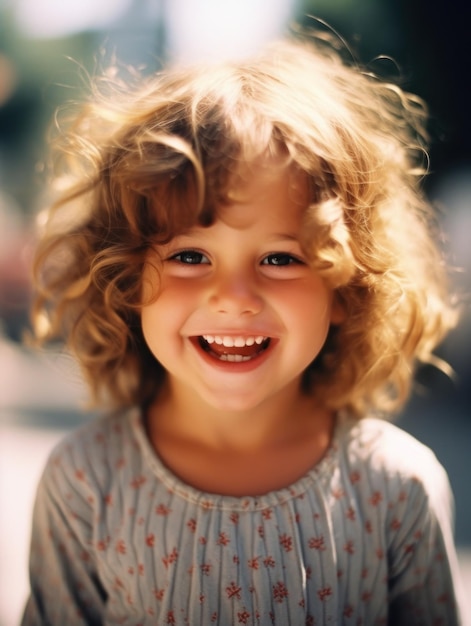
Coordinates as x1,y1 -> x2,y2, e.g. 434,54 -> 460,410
208,266 -> 263,316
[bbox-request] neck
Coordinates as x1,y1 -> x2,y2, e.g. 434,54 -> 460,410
148,377 -> 329,453
145,377 -> 335,496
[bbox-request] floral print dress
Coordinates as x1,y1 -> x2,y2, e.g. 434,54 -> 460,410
21,410 -> 464,625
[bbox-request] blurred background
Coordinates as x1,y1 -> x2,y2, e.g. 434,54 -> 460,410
0,0 -> 470,624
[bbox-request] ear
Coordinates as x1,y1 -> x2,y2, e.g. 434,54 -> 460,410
330,292 -> 346,326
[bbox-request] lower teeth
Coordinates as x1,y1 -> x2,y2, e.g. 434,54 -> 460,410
219,354 -> 252,362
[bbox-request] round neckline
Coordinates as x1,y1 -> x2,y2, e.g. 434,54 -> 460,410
131,407 -> 342,512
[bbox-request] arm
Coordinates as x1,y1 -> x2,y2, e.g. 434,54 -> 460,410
21,450 -> 106,626
387,455 -> 465,625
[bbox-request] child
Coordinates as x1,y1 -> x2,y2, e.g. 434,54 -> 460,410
22,33 -> 464,625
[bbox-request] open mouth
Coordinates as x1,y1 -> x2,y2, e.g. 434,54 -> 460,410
196,335 -> 271,362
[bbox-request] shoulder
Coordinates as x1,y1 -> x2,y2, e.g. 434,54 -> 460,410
340,416 -> 444,472
337,416 -> 453,510
39,409 -> 143,498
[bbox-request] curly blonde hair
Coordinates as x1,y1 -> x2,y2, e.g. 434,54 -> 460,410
31,34 -> 457,416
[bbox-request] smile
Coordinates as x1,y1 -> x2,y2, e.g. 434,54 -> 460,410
196,335 -> 271,362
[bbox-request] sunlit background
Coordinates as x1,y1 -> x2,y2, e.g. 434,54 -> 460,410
1,1 -> 470,624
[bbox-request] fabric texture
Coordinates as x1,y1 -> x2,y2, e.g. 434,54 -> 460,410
21,409 -> 464,625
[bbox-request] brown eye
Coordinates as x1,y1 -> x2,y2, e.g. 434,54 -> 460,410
262,254 -> 301,266
170,250 -> 209,264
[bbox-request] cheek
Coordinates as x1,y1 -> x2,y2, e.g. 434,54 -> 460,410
141,284 -> 194,345
282,281 -> 333,329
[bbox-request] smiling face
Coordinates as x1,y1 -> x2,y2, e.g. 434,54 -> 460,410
141,164 -> 339,414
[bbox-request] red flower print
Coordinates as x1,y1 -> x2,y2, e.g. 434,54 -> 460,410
166,610 -> 176,624
317,587 -> 332,601
187,518 -> 197,532
154,588 -> 165,601
346,507 -> 356,521
146,534 -> 155,547
306,566 -> 312,580
138,564 -> 144,575
237,610 -> 251,624
226,582 -> 242,600
361,591 -> 372,603
306,616 -> 315,626
263,556 -> 276,568
361,568 -> 368,579
130,475 -> 146,489
404,544 -> 415,555
365,520 -> 372,534
258,525 -> 264,538
344,605 -> 354,618
332,487 -> 345,499
279,533 -> 293,552
199,594 -> 205,604
156,503 -> 172,515
390,518 -> 401,531
75,469 -> 86,482
217,532 -> 230,546
128,566 -> 134,575
369,491 -> 382,506
116,458 -> 126,469
199,536 -> 207,545
248,557 -> 260,570
115,539 -> 126,554
344,540 -> 354,555
104,494 -> 113,506
398,491 -> 407,502
230,512 -> 239,524
262,508 -> 273,520
376,547 -> 384,560
273,581 -> 289,603
162,547 -> 178,568
308,536 -> 326,551
350,471 -> 360,484
211,613 -> 218,622
200,563 -> 212,576
96,538 -> 108,551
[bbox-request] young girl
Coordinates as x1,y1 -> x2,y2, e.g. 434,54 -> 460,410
22,34 -> 464,625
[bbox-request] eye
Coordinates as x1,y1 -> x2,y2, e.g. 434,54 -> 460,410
169,250 -> 210,265
261,253 -> 302,266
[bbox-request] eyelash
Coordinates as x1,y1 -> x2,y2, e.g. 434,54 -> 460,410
169,250 -> 210,265
168,250 -> 303,266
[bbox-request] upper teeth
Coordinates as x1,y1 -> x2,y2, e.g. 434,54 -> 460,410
202,335 -> 266,347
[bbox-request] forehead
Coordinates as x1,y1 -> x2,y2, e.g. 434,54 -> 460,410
217,162 -> 310,230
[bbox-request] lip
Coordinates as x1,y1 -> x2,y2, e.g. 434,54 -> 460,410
188,335 -> 278,373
